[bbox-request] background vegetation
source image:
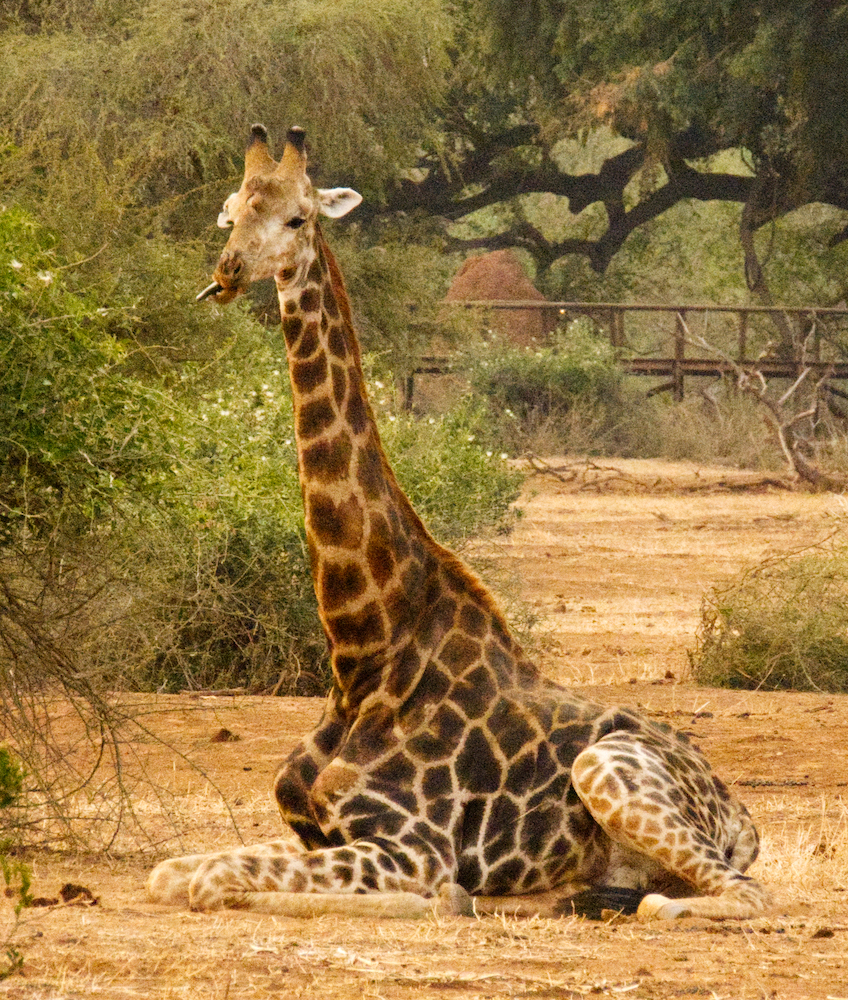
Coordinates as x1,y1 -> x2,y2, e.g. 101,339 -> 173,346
694,541 -> 848,694
3,0 -> 848,849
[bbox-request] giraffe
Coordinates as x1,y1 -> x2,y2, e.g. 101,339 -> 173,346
147,125 -> 773,921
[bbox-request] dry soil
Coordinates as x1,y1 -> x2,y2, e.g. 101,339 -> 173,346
2,458 -> 847,1000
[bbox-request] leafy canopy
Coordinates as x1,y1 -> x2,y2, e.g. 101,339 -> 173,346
383,1 -> 848,290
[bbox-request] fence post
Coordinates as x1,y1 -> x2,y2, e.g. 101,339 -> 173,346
737,310 -> 748,364
609,307 -> 625,348
812,310 -> 821,362
673,310 -> 686,401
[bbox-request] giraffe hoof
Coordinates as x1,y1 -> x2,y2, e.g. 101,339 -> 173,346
433,883 -> 475,917
637,894 -> 693,920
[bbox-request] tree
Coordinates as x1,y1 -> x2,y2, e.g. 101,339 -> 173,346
0,0 -> 452,241
4,0 -> 848,317
372,1 -> 848,302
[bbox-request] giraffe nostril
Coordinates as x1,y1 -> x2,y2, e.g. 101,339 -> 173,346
220,252 -> 244,282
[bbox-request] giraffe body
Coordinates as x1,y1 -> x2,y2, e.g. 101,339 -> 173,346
148,126 -> 772,920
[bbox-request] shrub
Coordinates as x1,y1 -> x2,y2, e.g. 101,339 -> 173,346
132,371 -> 523,695
693,546 -> 848,692
614,384 -> 788,469
463,319 -> 627,455
0,206 -> 174,541
377,397 -> 523,545
1,206 -> 525,700
1,746 -> 30,980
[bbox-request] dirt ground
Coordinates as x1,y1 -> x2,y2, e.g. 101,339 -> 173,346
3,458 -> 848,1000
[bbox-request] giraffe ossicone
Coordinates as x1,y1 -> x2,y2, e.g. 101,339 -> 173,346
147,126 -> 773,921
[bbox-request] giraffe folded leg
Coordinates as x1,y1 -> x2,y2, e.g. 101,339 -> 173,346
147,840 -> 302,908
223,882 -> 474,918
150,838 -> 463,916
571,732 -> 773,920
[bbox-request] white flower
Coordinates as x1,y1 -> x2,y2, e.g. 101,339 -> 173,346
10,259 -> 22,270
37,271 -> 53,284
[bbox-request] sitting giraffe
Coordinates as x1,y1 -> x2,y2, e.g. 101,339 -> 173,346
147,125 -> 772,921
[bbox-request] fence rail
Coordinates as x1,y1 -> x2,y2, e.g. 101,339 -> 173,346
410,301 -> 848,405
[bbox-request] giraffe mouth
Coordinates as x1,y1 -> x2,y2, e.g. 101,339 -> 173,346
196,281 -> 239,304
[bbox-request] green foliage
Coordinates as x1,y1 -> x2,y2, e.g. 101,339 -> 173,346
0,205 -> 525,698
0,747 -> 23,812
481,0 -> 848,172
694,545 -> 848,692
379,399 -> 523,544
0,0 -> 451,222
1,746 -> 30,979
136,360 -> 523,695
463,319 -> 626,455
0,206 -> 174,539
0,0 -> 459,384
329,225 -> 460,370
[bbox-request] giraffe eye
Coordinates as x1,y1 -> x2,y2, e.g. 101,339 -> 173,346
287,217 -> 306,230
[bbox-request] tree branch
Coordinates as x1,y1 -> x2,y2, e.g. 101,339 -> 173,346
677,314 -> 845,491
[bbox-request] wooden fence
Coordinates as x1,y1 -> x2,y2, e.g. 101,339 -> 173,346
408,301 -> 848,405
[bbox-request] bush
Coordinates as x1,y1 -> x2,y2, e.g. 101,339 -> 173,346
0,206 -> 175,540
615,384 -> 788,469
463,319 -> 627,456
693,546 -> 848,692
134,371 -> 523,695
1,746 -> 30,980
377,397 -> 522,545
0,207 -> 525,699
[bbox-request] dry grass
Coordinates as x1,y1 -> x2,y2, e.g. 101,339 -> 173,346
754,794 -> 848,904
2,465 -> 848,999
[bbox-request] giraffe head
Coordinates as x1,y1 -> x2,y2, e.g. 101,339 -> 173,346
197,125 -> 362,304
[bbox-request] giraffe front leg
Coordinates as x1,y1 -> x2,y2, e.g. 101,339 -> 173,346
274,747 -> 336,849
274,696 -> 348,848
147,840 -> 301,907
185,839 -> 466,917
147,853 -> 212,907
571,733 -> 773,920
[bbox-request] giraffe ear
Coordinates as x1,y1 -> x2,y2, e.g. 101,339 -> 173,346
317,187 -> 362,219
217,193 -> 237,228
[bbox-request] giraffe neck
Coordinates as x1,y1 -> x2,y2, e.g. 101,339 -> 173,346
277,227 -> 522,708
